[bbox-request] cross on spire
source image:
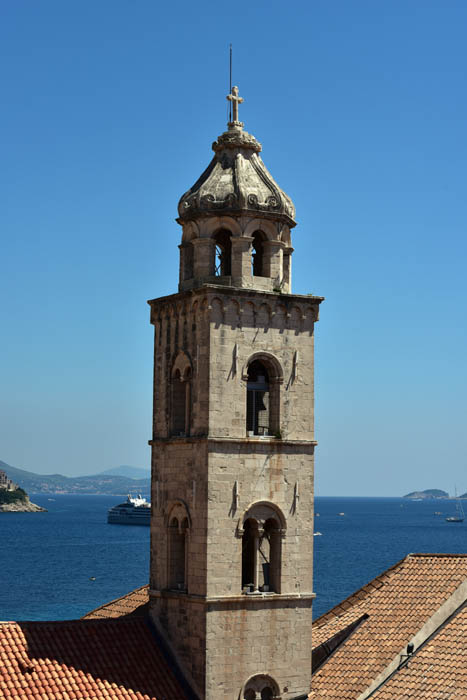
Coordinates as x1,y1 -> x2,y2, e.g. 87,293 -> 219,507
227,86 -> 244,126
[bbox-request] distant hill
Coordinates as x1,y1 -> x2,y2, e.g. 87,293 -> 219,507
403,489 -> 449,499
0,460 -> 150,496
98,465 -> 150,480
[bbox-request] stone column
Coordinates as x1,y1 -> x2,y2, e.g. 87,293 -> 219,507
263,240 -> 284,286
282,246 -> 294,292
231,236 -> 254,287
178,242 -> 194,286
253,529 -> 261,591
192,237 -> 216,281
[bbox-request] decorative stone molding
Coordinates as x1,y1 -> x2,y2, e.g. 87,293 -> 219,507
212,128 -> 262,153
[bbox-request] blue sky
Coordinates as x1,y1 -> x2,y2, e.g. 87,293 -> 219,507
1,1 -> 466,496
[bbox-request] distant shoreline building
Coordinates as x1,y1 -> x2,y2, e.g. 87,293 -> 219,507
0,469 -> 17,492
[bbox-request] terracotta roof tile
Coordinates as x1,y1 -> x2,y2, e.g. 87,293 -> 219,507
371,602 -> 467,699
310,553 -> 467,700
0,617 -> 185,700
82,586 -> 149,620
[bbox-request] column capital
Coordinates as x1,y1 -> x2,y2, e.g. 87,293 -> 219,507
231,236 -> 254,247
263,239 -> 285,250
191,237 -> 215,247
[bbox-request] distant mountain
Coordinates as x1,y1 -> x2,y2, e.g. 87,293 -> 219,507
0,460 -> 150,496
98,465 -> 150,480
403,489 -> 449,499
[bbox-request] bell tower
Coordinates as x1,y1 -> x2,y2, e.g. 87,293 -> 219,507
148,88 -> 323,700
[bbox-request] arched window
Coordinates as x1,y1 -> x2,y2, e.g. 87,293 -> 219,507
167,503 -> 190,592
242,675 -> 280,700
245,355 -> 282,437
251,231 -> 267,277
241,504 -> 284,593
214,229 -> 232,276
246,360 -> 270,436
171,363 -> 191,437
168,515 -> 189,591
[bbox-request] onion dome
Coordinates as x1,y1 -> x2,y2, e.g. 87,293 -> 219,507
178,87 -> 296,228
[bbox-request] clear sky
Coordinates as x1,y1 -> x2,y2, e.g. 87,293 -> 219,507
1,1 -> 466,496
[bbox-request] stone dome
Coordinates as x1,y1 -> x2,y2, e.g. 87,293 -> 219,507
177,124 -> 296,228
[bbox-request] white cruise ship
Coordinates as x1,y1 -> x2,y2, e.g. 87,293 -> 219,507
107,494 -> 151,525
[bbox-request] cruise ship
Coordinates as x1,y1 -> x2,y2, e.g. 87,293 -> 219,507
107,494 -> 151,525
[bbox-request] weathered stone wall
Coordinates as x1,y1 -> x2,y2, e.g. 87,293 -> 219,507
206,287 -> 318,441
205,441 -> 314,598
150,595 -> 207,696
205,600 -> 313,700
150,440 -> 209,595
148,284 -> 321,699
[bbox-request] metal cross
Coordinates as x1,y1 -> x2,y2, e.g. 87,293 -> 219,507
227,86 -> 244,123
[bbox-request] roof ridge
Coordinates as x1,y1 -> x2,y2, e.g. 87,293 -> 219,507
313,553 -> 467,628
12,617 -> 146,628
408,552 -> 467,558
81,583 -> 149,619
355,581 -> 467,700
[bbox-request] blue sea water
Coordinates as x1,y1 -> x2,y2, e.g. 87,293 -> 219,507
0,495 -> 465,621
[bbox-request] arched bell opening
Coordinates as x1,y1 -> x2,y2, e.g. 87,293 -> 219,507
241,674 -> 281,700
245,354 -> 282,437
214,229 -> 232,277
251,231 -> 267,277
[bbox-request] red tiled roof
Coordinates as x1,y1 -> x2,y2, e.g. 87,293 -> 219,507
371,602 -> 467,699
82,585 -> 150,620
310,553 -> 467,700
0,617 -> 186,700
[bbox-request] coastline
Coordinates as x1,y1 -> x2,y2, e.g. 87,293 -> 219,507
0,499 -> 47,513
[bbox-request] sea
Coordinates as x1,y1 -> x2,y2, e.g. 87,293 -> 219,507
0,495 -> 465,622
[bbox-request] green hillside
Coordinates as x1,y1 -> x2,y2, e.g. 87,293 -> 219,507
403,489 -> 449,499
0,460 -> 150,495
0,486 -> 28,505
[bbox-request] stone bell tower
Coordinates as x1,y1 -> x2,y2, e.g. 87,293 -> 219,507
148,87 -> 322,700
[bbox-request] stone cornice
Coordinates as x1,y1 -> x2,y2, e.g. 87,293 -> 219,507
148,284 -> 324,308
149,588 -> 316,604
148,437 -> 317,447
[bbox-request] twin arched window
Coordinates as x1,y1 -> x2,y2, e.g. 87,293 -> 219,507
168,504 -> 190,591
214,228 -> 267,278
241,504 -> 284,594
171,354 -> 192,437
181,228 -> 269,282
243,676 -> 280,700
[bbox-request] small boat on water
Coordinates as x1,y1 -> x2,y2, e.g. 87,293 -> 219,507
107,494 -> 151,526
445,492 -> 465,523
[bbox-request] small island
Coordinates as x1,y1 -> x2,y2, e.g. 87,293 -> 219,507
0,469 -> 46,512
403,489 -> 449,500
